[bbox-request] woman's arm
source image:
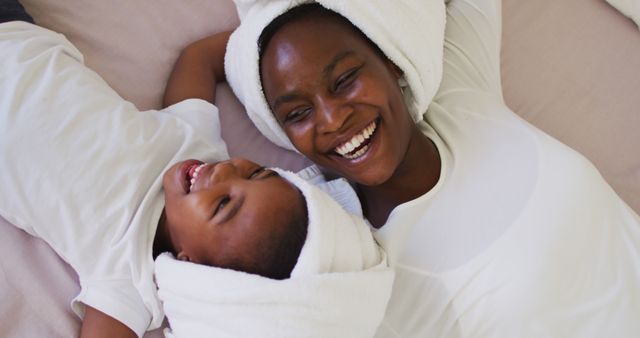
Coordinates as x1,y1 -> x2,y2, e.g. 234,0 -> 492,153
162,30 -> 232,108
80,306 -> 137,338
437,0 -> 503,97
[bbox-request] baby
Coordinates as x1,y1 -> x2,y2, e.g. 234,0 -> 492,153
154,165 -> 391,338
155,158 -> 309,281
0,7 -> 390,338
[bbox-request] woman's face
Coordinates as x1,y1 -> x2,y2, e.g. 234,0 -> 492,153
260,13 -> 415,186
162,158 -> 304,269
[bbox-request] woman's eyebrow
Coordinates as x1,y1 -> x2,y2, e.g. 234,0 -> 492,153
271,51 -> 356,112
272,91 -> 304,111
322,50 -> 355,80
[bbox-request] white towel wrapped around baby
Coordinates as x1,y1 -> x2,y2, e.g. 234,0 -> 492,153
154,167 -> 394,338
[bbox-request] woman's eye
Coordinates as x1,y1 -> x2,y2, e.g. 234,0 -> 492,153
214,196 -> 230,216
334,67 -> 360,91
285,107 -> 312,123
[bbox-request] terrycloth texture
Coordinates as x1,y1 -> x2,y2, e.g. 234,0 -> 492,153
606,0 -> 640,27
225,0 -> 447,151
275,168 -> 380,276
155,169 -> 393,338
293,165 -> 362,215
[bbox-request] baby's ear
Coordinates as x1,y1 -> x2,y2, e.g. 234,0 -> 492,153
177,251 -> 191,262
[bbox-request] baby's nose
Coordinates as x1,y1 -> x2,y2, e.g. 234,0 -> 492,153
209,160 -> 240,182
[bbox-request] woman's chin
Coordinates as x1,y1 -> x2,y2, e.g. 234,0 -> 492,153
356,172 -> 393,187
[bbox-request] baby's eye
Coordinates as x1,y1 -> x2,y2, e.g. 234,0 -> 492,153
214,196 -> 230,216
249,166 -> 265,179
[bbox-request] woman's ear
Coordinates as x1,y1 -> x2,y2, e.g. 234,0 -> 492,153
386,59 -> 404,80
386,60 -> 408,91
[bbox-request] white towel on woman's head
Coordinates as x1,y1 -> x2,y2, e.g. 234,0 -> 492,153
225,0 -> 447,151
154,167 -> 393,338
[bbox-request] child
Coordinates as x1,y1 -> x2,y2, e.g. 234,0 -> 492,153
154,164 -> 393,338
0,5 -> 392,338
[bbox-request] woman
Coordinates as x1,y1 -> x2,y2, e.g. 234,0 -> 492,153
189,0 -> 640,336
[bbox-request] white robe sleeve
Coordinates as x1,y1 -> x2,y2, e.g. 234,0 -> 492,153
163,98 -> 226,153
438,0 -> 503,99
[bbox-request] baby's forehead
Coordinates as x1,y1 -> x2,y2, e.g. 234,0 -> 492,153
274,171 -> 307,201
267,167 -> 309,204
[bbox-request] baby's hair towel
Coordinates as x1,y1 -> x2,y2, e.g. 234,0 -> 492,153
225,0 -> 447,151
154,166 -> 394,338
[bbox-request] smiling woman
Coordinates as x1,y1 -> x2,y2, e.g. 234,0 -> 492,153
225,0 -> 640,336
258,4 -> 441,226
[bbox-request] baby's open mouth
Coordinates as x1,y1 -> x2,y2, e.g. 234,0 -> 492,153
186,163 -> 206,192
334,120 -> 377,160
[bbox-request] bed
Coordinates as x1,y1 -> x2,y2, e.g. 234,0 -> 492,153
1,0 -> 638,336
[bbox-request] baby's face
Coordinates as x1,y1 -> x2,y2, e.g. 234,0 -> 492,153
162,158 -> 304,269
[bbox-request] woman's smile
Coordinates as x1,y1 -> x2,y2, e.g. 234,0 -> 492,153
333,119 -> 378,159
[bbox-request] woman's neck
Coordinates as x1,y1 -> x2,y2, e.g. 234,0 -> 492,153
360,127 -> 441,228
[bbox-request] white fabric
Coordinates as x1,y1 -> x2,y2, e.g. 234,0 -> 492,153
0,22 -> 228,337
606,0 -> 640,27
372,0 -> 640,337
225,0 -> 446,151
155,171 -> 393,338
275,168 -> 382,276
294,165 -> 362,216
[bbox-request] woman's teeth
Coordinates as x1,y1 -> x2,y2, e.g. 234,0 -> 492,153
188,163 -> 206,192
345,144 -> 369,159
335,121 -> 377,159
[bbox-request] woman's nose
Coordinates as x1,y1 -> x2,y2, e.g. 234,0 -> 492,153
315,98 -> 352,134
